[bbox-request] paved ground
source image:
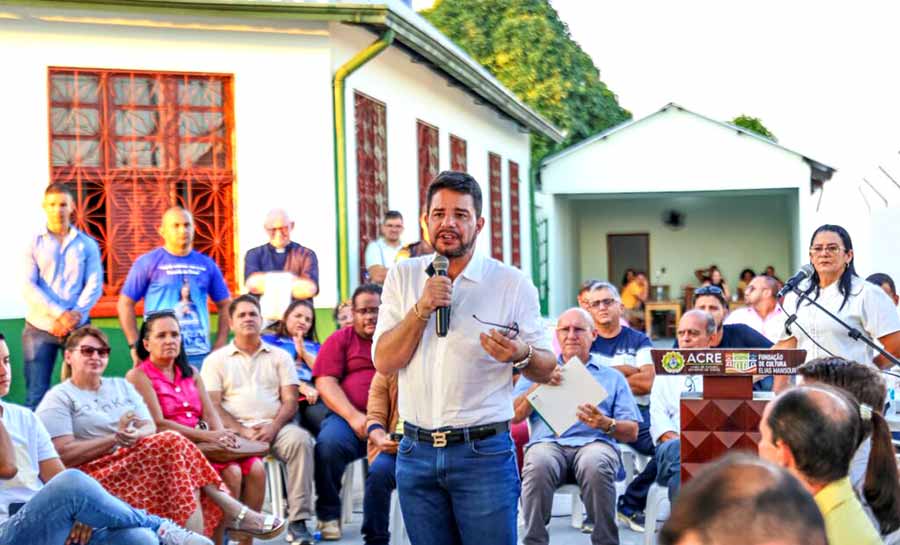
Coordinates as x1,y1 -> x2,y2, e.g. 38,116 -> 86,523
258,337 -> 677,545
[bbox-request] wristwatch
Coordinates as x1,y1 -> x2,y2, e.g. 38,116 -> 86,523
512,344 -> 534,370
605,418 -> 617,435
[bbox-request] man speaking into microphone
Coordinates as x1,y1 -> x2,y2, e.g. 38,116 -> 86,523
373,171 -> 557,545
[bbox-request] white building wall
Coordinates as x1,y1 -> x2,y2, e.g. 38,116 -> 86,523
331,24 -> 533,286
0,4 -> 338,316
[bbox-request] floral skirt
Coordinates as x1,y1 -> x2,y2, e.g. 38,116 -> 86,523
78,430 -> 225,537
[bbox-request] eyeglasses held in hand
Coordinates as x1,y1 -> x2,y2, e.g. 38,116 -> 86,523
472,315 -> 519,339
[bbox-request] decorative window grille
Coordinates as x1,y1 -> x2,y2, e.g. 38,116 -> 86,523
48,68 -> 235,315
450,134 -> 467,172
509,160 -> 521,268
417,120 -> 440,233
488,152 -> 503,261
355,91 -> 389,283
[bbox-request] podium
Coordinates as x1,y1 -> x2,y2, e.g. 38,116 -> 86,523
651,348 -> 806,482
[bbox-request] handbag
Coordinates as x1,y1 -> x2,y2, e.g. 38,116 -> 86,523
196,436 -> 270,463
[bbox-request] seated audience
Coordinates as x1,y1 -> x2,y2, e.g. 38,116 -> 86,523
0,332 -> 213,545
687,285 -> 773,390
395,214 -> 433,263
621,272 -> 649,328
35,326 -> 280,541
262,299 -> 328,435
724,275 -> 786,342
580,282 -> 656,531
514,307 -> 641,545
758,384 -> 882,545
736,268 -> 756,301
659,453 -> 827,545
126,311 -> 268,545
362,371 -> 399,545
333,300 -> 353,331
313,284 -> 382,540
650,310 -> 715,501
867,272 -> 899,306
797,357 -> 900,539
201,295 -> 315,545
764,265 -> 783,286
577,279 -> 602,312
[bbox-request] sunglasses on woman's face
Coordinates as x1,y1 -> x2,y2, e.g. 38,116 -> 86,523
76,345 -> 111,358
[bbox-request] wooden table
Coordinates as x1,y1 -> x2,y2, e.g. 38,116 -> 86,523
644,300 -> 682,338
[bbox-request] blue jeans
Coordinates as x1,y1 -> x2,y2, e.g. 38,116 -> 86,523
22,323 -> 64,410
0,469 -> 163,545
753,376 -> 773,391
654,438 -> 681,502
314,414 -> 367,520
361,453 -> 396,545
618,405 -> 657,514
396,429 -> 520,545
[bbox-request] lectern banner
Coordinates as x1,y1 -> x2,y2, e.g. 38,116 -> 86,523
651,349 -> 806,376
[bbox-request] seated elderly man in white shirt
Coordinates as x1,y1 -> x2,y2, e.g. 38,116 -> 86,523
649,309 -> 715,502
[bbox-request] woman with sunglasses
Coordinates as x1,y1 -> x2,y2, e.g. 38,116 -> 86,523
35,326 -> 283,542
263,299 -> 329,436
126,311 -> 273,545
773,225 -> 900,391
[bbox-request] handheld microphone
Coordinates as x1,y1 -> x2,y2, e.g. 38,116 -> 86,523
777,264 -> 815,299
433,255 -> 451,337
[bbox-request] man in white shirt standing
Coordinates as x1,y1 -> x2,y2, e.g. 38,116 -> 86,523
649,309 -> 715,503
364,211 -> 404,284
373,171 -> 557,545
725,275 -> 787,343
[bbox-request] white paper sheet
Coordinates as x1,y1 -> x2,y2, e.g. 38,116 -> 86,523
526,357 -> 609,436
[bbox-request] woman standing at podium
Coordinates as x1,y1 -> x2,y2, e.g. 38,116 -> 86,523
774,225 -> 900,390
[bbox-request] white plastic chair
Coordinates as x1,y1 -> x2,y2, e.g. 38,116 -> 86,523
643,482 -> 671,545
263,455 -> 287,520
340,458 -> 366,525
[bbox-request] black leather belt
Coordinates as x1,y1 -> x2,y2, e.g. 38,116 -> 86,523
403,421 -> 509,448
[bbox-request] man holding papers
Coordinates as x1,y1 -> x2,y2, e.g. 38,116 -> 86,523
513,308 -> 641,545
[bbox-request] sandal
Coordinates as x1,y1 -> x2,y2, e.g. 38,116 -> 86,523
227,505 -> 286,540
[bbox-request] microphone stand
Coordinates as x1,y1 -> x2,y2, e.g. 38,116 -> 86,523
786,284 -> 900,369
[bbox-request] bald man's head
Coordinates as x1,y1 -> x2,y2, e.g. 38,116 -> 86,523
660,453 -> 826,545
263,208 -> 294,249
159,207 -> 194,256
762,385 -> 858,487
555,307 -> 597,363
676,309 -> 715,349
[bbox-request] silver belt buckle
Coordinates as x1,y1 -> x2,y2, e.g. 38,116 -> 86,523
431,431 -> 448,448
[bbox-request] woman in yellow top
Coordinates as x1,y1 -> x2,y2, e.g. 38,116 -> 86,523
620,271 -> 648,310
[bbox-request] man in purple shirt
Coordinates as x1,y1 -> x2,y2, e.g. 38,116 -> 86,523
23,183 -> 102,409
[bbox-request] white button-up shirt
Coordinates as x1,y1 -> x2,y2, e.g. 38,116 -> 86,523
724,305 -> 788,343
373,252 -> 550,429
780,276 -> 900,365
649,374 -> 703,445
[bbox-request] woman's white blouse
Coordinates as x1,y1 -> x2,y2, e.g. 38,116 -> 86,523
781,276 -> 900,365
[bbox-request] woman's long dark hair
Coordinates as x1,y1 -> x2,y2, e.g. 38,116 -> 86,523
275,299 -> 319,344
136,311 -> 192,378
802,224 -> 858,311
798,357 -> 900,534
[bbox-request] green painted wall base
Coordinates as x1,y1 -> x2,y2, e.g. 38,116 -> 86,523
0,309 -> 336,406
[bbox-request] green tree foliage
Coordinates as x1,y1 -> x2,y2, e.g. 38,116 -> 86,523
730,115 -> 777,142
423,0 -> 631,164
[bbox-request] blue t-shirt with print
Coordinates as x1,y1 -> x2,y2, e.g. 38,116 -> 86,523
590,326 -> 654,404
121,248 -> 230,357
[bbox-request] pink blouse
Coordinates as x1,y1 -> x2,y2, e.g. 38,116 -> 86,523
139,360 -> 203,428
